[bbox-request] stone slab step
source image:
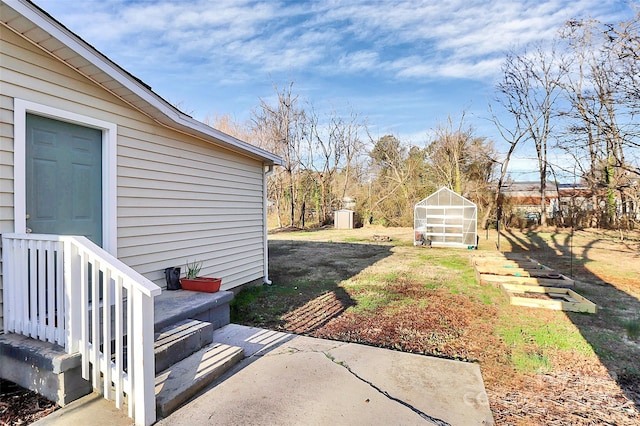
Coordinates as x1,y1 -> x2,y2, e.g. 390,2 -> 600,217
155,342 -> 244,418
154,319 -> 213,374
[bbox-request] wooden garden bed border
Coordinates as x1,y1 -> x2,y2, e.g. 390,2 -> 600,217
471,254 -> 574,288
479,273 -> 575,289
500,283 -> 597,314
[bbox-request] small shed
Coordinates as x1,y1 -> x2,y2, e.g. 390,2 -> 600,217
414,187 -> 477,248
334,209 -> 355,229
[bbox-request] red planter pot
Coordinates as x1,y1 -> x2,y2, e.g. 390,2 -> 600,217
179,277 -> 222,293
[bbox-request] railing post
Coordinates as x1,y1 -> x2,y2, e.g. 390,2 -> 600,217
132,290 -> 156,426
55,240 -> 65,347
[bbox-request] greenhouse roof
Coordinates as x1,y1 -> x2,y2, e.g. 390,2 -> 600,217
416,187 -> 476,207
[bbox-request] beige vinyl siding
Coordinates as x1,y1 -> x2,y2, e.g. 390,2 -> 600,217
0,25 -> 266,302
116,129 -> 265,289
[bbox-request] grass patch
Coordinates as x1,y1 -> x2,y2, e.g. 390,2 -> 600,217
512,350 -> 551,373
231,278 -> 340,326
623,318 -> 640,340
498,310 -> 595,373
348,287 -> 394,313
343,237 -> 369,243
230,286 -> 265,323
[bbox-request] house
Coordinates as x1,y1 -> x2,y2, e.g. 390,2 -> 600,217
556,182 -> 593,217
558,181 -> 640,224
503,180 -> 640,226
500,181 -> 559,221
0,0 -> 281,424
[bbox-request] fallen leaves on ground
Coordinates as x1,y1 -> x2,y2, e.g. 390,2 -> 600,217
0,379 -> 58,426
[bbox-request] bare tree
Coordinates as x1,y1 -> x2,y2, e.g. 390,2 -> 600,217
300,107 -> 367,224
607,12 -> 640,116
428,115 -> 468,195
491,49 -> 545,245
252,82 -> 307,227
328,109 -> 368,205
497,44 -> 566,226
487,103 -> 529,243
204,113 -> 254,142
427,114 -> 497,227
368,135 -> 429,226
427,114 -> 497,190
559,19 -> 635,228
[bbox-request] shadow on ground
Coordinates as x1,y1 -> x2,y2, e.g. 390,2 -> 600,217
499,229 -> 640,411
231,240 -> 394,333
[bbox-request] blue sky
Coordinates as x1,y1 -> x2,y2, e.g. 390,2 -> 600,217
35,0 -> 636,178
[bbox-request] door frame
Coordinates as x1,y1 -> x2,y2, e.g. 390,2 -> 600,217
13,99 -> 117,255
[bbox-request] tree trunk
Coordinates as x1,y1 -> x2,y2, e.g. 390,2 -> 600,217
540,171 -> 547,226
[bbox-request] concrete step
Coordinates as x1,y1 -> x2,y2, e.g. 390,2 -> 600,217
154,342 -> 244,419
154,319 -> 214,374
0,333 -> 91,406
154,290 -> 234,333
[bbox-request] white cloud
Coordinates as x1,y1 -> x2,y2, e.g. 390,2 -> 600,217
35,0 -> 633,85
338,51 -> 380,72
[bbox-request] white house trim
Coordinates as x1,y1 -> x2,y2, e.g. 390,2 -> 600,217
263,164 -> 274,285
13,99 -> 118,255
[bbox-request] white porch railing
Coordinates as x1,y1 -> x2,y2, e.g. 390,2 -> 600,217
2,233 -> 161,426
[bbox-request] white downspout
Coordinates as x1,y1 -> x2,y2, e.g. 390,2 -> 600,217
263,164 -> 274,285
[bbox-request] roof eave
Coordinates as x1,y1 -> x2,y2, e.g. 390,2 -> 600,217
6,0 -> 283,166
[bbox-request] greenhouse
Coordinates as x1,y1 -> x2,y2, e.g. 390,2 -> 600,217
414,187 -> 477,248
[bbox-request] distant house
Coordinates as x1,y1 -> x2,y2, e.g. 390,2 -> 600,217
0,0 -> 281,424
502,180 -> 640,225
500,181 -> 559,220
557,183 -> 592,215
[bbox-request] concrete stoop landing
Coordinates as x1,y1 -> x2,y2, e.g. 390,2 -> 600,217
1,289 -> 243,421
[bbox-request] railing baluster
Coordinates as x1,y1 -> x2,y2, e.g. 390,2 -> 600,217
28,240 -> 38,339
3,238 -> 15,332
91,258 -> 100,390
19,239 -> 29,334
45,241 -> 56,343
103,267 -> 112,400
114,275 -> 124,410
37,240 -> 47,340
18,239 -> 28,334
127,281 -> 134,419
80,250 -> 90,381
134,291 -> 156,426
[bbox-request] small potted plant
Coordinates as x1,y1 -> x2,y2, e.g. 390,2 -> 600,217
179,260 -> 222,293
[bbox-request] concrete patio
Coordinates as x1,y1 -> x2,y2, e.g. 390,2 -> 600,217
35,324 -> 494,426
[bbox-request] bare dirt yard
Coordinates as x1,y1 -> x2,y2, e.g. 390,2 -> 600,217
231,226 -> 640,425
